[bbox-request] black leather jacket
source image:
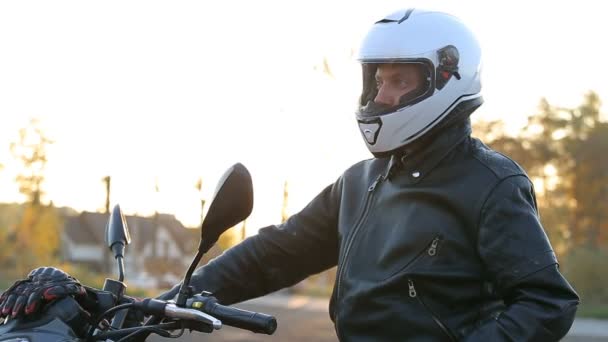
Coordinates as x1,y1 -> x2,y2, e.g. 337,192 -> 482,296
161,119 -> 579,341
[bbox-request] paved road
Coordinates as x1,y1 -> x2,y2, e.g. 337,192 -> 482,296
151,299 -> 337,342
150,294 -> 608,342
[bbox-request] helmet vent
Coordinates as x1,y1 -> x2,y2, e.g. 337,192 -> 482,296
375,8 -> 415,24
397,8 -> 415,24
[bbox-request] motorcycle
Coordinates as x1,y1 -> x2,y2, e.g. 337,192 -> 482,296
0,163 -> 277,341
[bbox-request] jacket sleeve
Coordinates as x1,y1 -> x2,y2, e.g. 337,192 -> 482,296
464,175 -> 579,341
158,177 -> 342,305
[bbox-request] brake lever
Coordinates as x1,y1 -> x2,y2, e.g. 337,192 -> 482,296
165,304 -> 222,330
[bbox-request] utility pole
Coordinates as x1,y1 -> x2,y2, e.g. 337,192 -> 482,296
195,177 -> 206,225
102,176 -> 111,213
153,177 -> 159,259
102,175 -> 111,273
281,180 -> 289,224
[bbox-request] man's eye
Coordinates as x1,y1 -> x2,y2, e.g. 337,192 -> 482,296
375,80 -> 383,89
397,80 -> 409,88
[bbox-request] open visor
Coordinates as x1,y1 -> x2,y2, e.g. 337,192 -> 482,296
358,60 -> 435,118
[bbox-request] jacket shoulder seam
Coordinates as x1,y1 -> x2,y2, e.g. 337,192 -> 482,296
474,174 -> 533,258
470,149 -> 525,180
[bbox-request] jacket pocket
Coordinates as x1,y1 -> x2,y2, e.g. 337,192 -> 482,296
408,277 -> 457,341
382,235 -> 443,281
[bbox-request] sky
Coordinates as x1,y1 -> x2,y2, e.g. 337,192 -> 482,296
0,0 -> 606,231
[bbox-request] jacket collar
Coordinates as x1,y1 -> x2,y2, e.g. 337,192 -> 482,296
384,118 -> 472,183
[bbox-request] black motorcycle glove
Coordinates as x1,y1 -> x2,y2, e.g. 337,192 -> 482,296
0,266 -> 86,318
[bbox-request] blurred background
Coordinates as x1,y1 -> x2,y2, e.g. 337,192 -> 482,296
1,0 -> 607,340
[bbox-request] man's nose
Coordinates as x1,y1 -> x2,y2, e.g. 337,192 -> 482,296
374,86 -> 397,107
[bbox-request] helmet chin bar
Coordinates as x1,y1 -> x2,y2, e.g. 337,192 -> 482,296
359,96 -> 483,158
357,118 -> 383,145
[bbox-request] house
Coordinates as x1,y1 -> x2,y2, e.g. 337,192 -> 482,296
62,211 -> 220,289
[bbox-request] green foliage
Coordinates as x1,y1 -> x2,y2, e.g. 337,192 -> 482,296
10,204 -> 63,275
0,204 -> 22,268
57,264 -> 155,298
0,202 -> 63,275
577,304 -> 608,319
562,247 -> 608,304
0,277 -> 13,292
125,286 -> 157,299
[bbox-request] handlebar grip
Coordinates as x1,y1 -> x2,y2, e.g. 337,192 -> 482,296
207,303 -> 277,335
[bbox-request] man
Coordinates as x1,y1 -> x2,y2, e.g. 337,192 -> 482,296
158,8 -> 579,341
1,8 -> 579,341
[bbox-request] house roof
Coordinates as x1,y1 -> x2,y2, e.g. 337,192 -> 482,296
64,212 -> 199,254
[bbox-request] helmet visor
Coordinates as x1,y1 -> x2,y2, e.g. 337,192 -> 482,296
358,60 -> 434,118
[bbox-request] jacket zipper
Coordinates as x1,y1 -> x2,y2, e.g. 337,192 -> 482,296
335,173 -> 384,299
427,237 -> 440,256
336,219 -> 443,340
335,173 -> 383,340
408,278 -> 457,342
381,236 -> 442,281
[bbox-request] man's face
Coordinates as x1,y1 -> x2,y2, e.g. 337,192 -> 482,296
374,63 -> 424,107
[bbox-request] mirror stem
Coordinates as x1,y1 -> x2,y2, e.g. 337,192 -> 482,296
110,242 -> 126,282
176,239 -> 214,306
117,255 -> 125,282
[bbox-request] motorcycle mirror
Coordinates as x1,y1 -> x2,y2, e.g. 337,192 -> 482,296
105,204 -> 131,281
105,204 -> 131,255
176,163 -> 253,307
199,162 -> 253,251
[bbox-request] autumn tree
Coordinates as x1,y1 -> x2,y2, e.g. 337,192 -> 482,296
14,204 -> 62,272
555,93 -> 607,247
522,92 -> 606,249
475,91 -> 607,252
10,119 -> 53,205
8,119 -> 62,274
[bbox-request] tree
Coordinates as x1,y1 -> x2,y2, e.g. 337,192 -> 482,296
560,94 -> 607,247
521,98 -> 573,254
10,118 -> 54,205
475,91 -> 607,253
14,203 -> 63,273
473,114 -> 570,254
7,118 -> 62,274
527,92 -> 606,248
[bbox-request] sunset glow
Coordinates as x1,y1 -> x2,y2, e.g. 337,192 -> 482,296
1,0 -> 606,230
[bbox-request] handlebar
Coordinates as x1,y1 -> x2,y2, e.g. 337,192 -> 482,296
78,289 -> 278,341
187,294 -> 277,335
128,293 -> 276,335
130,298 -> 220,330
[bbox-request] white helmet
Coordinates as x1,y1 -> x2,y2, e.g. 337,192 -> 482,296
356,8 -> 483,156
